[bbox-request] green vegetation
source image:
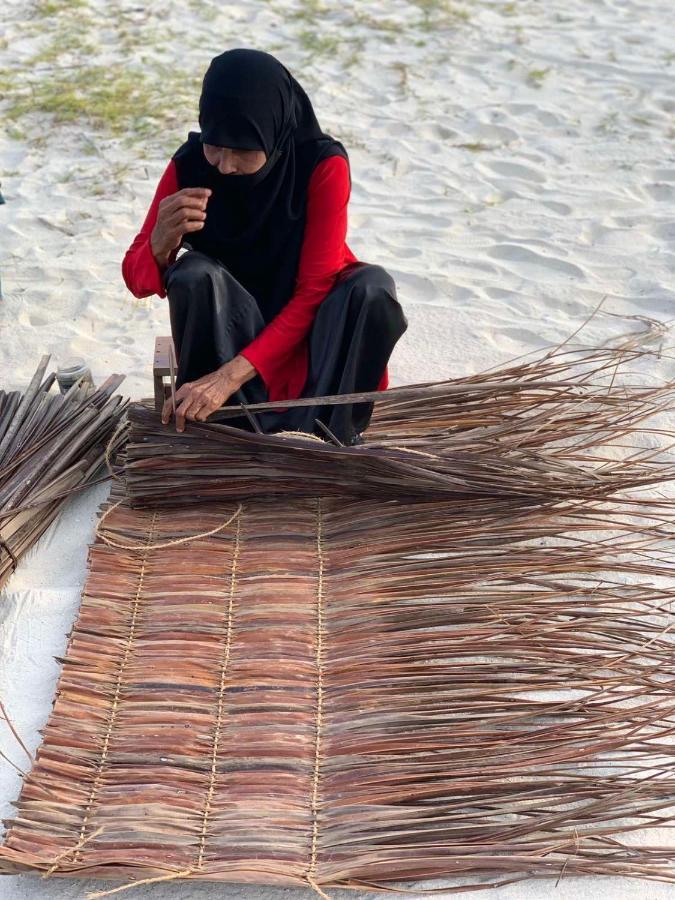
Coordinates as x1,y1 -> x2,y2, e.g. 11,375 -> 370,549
455,141 -> 493,152
6,65 -> 172,136
0,0 -> 472,166
298,29 -> 341,55
526,66 -> 551,87
34,0 -> 86,14
0,0 -> 202,155
412,0 -> 470,30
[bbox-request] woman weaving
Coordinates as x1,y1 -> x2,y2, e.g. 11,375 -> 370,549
122,48 -> 408,445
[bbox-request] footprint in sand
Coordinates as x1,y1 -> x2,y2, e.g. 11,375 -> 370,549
482,160 -> 547,184
28,313 -> 51,327
459,123 -> 519,145
540,200 -> 572,215
644,183 -> 675,202
487,244 -> 586,280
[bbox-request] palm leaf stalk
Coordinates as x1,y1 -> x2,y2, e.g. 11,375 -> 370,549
0,358 -> 127,590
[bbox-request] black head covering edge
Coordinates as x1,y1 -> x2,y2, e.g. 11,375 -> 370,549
172,48 -> 350,323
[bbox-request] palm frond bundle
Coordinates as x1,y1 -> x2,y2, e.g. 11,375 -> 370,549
0,356 -> 127,589
1,342 -> 674,896
125,345 -> 675,507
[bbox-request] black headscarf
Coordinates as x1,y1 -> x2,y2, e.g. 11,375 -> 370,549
172,49 -> 350,323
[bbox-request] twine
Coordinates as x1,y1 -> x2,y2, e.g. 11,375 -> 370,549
86,867 -> 193,899
306,496 -> 330,899
43,826 -> 106,878
273,428 -> 440,461
54,514 -> 158,877
274,430 -> 326,443
388,445 -> 441,460
95,500 -> 242,552
86,508 -> 244,900
194,506 -> 241,870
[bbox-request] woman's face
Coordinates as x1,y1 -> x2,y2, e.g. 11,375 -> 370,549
203,144 -> 267,175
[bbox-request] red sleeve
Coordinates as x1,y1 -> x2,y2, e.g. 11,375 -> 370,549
122,160 -> 179,299
239,155 -> 352,390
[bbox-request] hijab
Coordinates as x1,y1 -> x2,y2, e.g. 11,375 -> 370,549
172,48 -> 350,323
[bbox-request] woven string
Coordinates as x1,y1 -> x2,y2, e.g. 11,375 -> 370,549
45,512 -> 158,878
274,430 -> 325,442
306,496 -> 331,900
194,504 -> 242,869
85,505 -> 244,899
388,445 -> 441,460
86,868 -> 194,898
42,826 -> 105,878
96,499 -> 242,552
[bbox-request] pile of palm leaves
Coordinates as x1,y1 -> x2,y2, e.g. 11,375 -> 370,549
0,355 -> 127,589
125,344 -> 675,506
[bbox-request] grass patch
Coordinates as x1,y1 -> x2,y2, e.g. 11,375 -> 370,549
412,0 -> 470,30
0,0 -> 203,154
33,0 -> 86,15
6,66 -> 156,135
298,28 -> 342,55
526,66 -> 550,87
455,141 -> 494,152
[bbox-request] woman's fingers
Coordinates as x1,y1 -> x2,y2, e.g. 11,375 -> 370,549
162,195 -> 208,211
194,396 -> 221,421
164,373 -> 235,432
176,187 -> 211,201
167,208 -> 206,228
175,389 -> 211,432
161,192 -> 210,216
162,382 -> 191,426
161,396 -> 173,425
174,396 -> 198,432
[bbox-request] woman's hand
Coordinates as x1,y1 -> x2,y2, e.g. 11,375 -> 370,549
151,187 -> 212,271
162,355 -> 258,432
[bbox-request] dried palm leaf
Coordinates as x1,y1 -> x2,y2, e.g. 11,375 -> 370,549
0,358 -> 127,589
125,344 -> 675,507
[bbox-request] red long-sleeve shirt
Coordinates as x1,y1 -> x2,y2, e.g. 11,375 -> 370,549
122,154 -> 388,402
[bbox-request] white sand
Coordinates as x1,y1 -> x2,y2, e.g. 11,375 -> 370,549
1,0 -> 675,896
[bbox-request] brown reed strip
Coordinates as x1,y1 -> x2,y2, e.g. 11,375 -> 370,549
124,345 -> 675,508
0,356 -> 127,588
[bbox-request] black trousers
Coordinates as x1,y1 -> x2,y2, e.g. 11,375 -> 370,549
164,250 -> 408,444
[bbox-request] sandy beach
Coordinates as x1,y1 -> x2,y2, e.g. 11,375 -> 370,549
1,0 -> 675,897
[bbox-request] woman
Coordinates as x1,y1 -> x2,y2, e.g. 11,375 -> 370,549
122,48 -> 408,445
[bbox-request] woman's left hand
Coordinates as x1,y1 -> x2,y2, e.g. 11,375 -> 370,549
162,355 -> 257,432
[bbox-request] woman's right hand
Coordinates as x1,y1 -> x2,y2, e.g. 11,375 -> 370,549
150,187 -> 212,270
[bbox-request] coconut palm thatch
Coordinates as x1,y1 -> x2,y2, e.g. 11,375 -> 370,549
124,345 -> 675,507
1,343 -> 674,897
0,356 -> 127,590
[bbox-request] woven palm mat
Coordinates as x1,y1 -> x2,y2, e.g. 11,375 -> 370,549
1,481 -> 675,896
